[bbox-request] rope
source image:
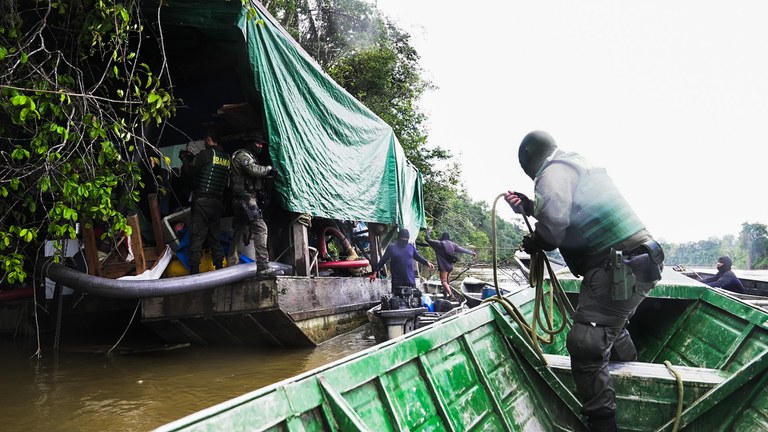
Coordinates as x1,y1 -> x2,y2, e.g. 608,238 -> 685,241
487,193 -> 575,364
663,360 -> 684,432
107,300 -> 141,357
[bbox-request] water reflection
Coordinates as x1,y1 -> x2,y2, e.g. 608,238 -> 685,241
0,325 -> 376,431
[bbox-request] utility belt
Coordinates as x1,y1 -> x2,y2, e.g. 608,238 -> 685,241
606,239 -> 665,300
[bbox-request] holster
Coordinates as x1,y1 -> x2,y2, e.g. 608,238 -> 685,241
610,249 -> 636,301
613,239 -> 665,300
239,197 -> 261,222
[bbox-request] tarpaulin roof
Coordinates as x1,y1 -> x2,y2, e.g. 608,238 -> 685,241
155,0 -> 425,236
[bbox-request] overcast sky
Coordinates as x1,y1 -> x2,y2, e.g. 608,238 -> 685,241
375,0 -> 767,243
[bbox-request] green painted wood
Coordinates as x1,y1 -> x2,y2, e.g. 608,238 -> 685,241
156,274 -> 768,432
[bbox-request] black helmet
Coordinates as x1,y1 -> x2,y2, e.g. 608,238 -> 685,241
518,130 -> 557,179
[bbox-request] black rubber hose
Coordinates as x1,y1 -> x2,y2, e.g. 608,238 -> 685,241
41,261 -> 260,299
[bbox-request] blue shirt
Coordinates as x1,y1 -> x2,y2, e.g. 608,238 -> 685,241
373,241 -> 429,287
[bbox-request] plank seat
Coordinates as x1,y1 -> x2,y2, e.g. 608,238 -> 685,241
543,354 -> 729,386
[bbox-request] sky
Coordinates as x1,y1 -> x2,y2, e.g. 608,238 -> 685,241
374,0 -> 768,244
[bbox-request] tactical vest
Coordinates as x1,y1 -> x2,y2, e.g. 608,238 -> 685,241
230,149 -> 264,198
194,146 -> 230,196
547,152 -> 645,254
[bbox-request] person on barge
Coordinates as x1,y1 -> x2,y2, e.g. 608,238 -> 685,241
179,129 -> 230,274
228,136 -> 281,277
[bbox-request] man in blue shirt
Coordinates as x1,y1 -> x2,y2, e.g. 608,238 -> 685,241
370,228 -> 434,292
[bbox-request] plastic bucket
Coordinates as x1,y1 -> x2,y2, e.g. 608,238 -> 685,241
481,286 -> 497,299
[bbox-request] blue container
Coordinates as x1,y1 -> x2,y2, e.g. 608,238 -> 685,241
481,286 -> 497,299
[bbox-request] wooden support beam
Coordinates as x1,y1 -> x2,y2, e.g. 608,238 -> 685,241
292,219 -> 310,277
368,223 -> 383,272
147,193 -> 166,256
80,221 -> 102,277
127,214 -> 146,275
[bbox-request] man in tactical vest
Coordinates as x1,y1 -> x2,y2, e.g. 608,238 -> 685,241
179,129 -> 230,274
228,136 -> 281,276
504,131 -> 664,432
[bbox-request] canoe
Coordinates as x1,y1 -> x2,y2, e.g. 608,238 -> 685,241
155,268 -> 768,431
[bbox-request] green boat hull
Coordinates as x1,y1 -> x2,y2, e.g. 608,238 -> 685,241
156,270 -> 768,431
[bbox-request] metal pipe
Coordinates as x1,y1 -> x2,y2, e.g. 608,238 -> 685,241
42,261 -> 260,299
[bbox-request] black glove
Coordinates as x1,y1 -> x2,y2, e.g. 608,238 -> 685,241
178,150 -> 192,162
513,191 -> 534,216
521,235 -> 542,255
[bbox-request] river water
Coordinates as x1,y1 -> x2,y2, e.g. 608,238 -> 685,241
1,266 -> 526,431
0,324 -> 377,431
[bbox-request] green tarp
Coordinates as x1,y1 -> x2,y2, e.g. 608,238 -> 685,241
159,0 -> 425,236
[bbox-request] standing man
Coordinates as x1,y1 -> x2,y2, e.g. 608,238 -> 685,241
424,227 -> 476,298
228,136 -> 281,277
504,130 -> 664,432
179,129 -> 230,274
701,256 -> 745,293
370,228 -> 434,293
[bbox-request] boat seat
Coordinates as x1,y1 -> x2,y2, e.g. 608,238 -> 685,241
543,354 -> 729,386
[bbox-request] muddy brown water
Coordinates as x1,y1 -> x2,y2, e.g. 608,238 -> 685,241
1,266 -> 526,431
0,325 -> 376,431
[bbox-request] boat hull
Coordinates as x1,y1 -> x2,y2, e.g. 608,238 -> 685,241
142,276 -> 386,346
155,269 -> 768,431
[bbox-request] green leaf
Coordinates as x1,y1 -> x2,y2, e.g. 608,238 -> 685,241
0,47 -> 7,60
11,95 -> 27,106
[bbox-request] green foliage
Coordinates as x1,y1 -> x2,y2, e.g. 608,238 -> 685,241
265,0 -> 458,226
662,224 -> 768,270
739,222 -> 768,269
0,0 -> 177,284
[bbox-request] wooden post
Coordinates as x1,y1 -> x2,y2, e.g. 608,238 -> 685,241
368,223 -> 383,272
80,220 -> 102,277
292,219 -> 310,276
127,214 -> 146,274
148,193 -> 166,256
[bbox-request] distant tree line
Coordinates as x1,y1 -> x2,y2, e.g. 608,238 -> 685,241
662,222 -> 768,270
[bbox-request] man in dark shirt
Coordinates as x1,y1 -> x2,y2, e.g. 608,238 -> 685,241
424,227 -> 476,298
701,256 -> 745,293
179,129 -> 230,274
369,228 -> 434,292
